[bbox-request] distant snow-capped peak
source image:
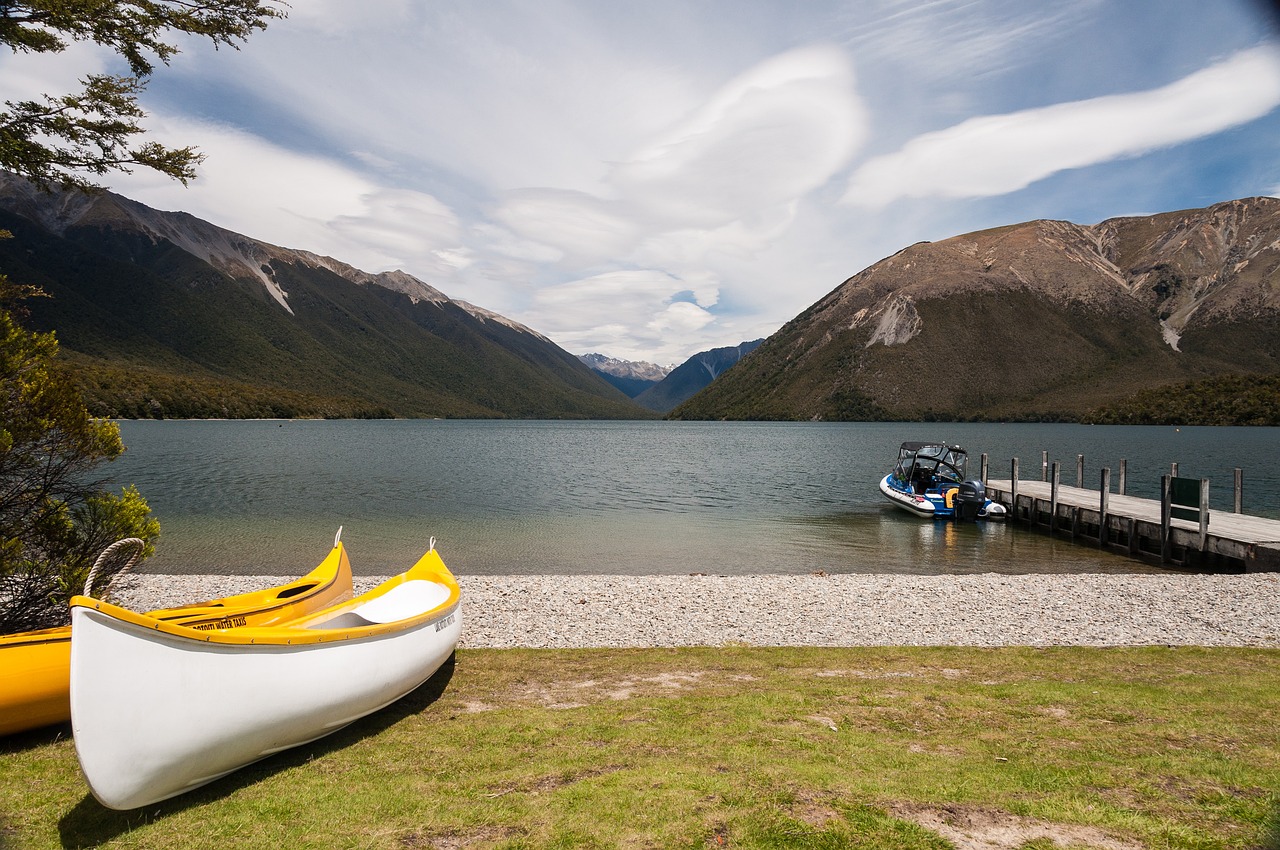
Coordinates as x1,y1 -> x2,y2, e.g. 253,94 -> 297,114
577,353 -> 672,381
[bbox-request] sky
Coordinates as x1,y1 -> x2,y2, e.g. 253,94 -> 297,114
4,1 -> 1280,366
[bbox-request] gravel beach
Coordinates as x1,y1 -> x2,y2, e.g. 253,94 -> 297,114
107,572 -> 1280,648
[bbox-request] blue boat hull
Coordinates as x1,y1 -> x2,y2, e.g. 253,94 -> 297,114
878,474 -> 1006,521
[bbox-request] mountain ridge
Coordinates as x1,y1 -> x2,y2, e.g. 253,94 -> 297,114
0,173 -> 650,419
673,197 -> 1280,422
0,172 -> 542,333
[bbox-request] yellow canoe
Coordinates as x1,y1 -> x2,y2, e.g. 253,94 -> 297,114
0,541 -> 354,737
70,545 -> 460,810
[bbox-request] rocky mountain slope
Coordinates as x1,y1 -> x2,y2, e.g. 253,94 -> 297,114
0,173 -> 648,419
673,198 -> 1280,422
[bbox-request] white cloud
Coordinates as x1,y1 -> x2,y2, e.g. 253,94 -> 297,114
525,269 -> 696,311
516,269 -> 721,362
843,45 -> 1280,207
106,116 -> 468,283
285,0 -> 412,34
475,43 -> 870,360
610,44 -> 866,227
223,3 -> 708,197
635,202 -> 800,273
492,43 -> 866,266
840,3 -> 1100,85
492,189 -> 638,265
330,189 -> 460,258
648,301 -> 716,336
472,223 -> 564,265
0,40 -> 113,102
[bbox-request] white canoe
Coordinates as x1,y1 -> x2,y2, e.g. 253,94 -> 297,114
69,547 -> 461,810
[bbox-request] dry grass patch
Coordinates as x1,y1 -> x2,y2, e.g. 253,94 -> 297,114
891,803 -> 1146,850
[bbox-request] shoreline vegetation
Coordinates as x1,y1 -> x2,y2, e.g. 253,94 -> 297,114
66,357 -> 1280,425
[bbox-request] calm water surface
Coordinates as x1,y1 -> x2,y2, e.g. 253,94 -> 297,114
107,420 -> 1280,577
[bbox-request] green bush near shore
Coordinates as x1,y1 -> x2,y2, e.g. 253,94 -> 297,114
2,646 -> 1277,849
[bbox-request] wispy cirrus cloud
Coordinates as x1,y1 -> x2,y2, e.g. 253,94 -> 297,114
492,44 -> 865,246
608,45 -> 866,227
491,189 -> 637,267
842,45 -> 1280,207
108,116 -> 469,279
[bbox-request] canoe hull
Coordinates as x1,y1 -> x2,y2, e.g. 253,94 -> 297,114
0,631 -> 72,736
71,602 -> 459,809
0,543 -> 352,737
69,549 -> 460,810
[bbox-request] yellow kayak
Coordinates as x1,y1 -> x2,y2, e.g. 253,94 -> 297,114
0,541 -> 354,737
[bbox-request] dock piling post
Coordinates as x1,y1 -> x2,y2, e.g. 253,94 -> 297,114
1050,462 -> 1060,534
1041,451 -> 1048,482
1160,474 -> 1172,564
1119,459 -> 1127,495
1076,454 -> 1084,488
1100,468 -> 1110,546
1010,458 -> 1019,523
1171,462 -> 1179,478
1234,468 -> 1243,514
980,453 -> 988,485
1199,478 -> 1210,552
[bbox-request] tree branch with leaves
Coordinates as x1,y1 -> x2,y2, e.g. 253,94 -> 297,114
1,0 -> 287,190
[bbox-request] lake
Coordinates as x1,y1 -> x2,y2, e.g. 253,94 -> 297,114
106,420 -> 1280,577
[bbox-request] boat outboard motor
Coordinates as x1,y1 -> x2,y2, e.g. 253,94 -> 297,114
954,479 -> 987,521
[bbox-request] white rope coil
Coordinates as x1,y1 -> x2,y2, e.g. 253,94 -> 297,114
83,537 -> 146,601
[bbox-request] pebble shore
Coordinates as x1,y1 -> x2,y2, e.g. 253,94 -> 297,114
108,572 -> 1280,648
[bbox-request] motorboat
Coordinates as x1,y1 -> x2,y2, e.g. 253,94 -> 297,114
878,442 -> 1007,521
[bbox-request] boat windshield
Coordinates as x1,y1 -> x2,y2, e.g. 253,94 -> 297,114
892,442 -> 968,488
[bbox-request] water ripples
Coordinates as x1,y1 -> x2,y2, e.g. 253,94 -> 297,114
108,420 -> 1279,576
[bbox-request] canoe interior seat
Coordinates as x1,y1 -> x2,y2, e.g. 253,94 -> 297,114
310,580 -> 452,629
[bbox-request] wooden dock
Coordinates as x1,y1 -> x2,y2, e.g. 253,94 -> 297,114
985,478 -> 1280,572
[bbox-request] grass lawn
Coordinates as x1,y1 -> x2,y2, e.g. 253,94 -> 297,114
1,646 -> 1277,849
